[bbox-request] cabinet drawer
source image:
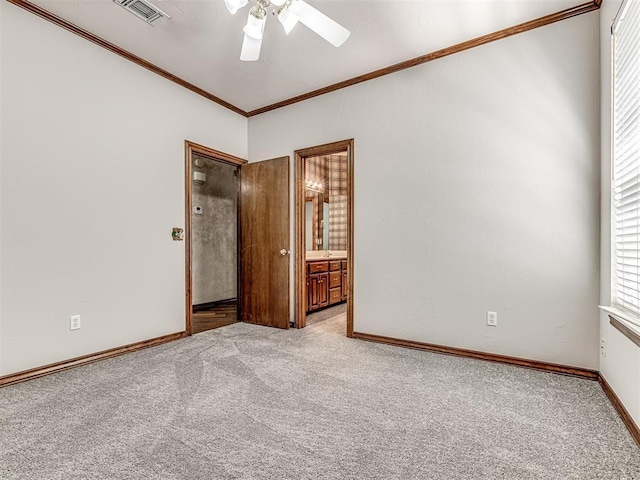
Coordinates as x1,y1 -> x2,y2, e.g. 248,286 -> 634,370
329,287 -> 342,305
329,261 -> 341,271
329,271 -> 342,288
341,260 -> 347,271
307,261 -> 328,274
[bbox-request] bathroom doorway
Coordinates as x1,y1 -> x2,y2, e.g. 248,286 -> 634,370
294,139 -> 354,334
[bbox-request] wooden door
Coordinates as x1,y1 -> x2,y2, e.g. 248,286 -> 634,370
240,157 -> 290,329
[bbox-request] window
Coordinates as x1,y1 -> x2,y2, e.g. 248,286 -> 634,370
613,0 -> 640,316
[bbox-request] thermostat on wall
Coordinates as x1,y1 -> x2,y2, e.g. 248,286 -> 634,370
193,206 -> 203,215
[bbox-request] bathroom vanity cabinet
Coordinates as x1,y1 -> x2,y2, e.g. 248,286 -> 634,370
306,259 -> 347,312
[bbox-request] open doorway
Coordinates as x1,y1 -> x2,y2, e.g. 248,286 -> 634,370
185,141 -> 291,334
184,141 -> 246,335
294,139 -> 354,335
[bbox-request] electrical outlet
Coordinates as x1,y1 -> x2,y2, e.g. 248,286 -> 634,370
600,338 -> 606,358
487,311 -> 497,327
70,315 -> 81,331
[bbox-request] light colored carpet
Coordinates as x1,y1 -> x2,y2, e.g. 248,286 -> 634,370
1,315 -> 639,480
305,302 -> 347,325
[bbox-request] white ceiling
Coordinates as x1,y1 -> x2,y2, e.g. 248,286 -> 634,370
27,0 -> 582,113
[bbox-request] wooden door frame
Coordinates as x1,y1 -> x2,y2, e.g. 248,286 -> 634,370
184,140 -> 247,335
294,139 -> 355,335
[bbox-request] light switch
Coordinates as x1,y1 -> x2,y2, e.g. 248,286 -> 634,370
172,228 -> 184,241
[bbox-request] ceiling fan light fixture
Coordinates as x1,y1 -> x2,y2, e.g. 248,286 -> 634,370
277,6 -> 299,35
224,0 -> 248,15
240,34 -> 262,61
243,6 -> 266,39
227,0 -> 349,61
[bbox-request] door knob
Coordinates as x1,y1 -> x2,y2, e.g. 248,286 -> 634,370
280,249 -> 290,256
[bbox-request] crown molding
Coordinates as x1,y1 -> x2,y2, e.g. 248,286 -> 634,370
6,0 -> 602,118
247,0 -> 601,116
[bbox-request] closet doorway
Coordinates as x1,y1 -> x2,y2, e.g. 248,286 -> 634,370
184,141 -> 291,335
185,142 -> 245,334
294,139 -> 354,335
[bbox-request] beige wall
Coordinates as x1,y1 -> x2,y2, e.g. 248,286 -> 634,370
249,13 -> 601,369
0,0 -> 604,377
0,1 -> 248,375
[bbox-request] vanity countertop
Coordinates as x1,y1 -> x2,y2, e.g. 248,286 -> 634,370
306,256 -> 347,261
306,250 -> 347,261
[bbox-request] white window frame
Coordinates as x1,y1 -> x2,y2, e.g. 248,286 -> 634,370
611,0 -> 640,327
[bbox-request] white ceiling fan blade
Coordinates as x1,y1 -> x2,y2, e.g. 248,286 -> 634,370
224,0 -> 248,15
278,7 -> 299,35
290,0 -> 350,47
240,34 -> 262,61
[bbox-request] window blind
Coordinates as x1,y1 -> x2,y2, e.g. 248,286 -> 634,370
613,0 -> 640,315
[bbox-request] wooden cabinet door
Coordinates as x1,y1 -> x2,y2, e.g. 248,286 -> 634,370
307,273 -> 329,311
318,273 -> 329,308
307,274 -> 321,311
341,270 -> 348,301
240,157 -> 290,329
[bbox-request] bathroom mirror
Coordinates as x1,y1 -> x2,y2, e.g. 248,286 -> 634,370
304,153 -> 348,251
305,194 -> 329,250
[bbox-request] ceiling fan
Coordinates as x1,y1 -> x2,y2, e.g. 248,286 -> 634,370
224,0 -> 351,61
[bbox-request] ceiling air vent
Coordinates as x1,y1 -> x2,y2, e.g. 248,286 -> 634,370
113,0 -> 170,25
